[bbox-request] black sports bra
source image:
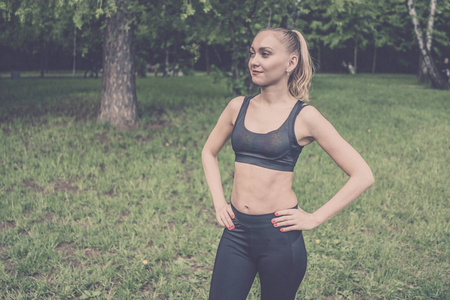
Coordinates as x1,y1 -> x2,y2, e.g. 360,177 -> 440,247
231,95 -> 307,172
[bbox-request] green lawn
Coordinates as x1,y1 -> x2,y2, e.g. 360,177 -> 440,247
0,74 -> 448,299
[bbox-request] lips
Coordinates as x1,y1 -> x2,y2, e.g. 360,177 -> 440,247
252,70 -> 262,75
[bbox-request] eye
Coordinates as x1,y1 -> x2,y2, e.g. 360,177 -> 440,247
262,52 -> 270,57
248,50 -> 255,58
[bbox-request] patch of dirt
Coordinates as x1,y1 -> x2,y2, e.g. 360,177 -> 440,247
55,241 -> 82,268
93,130 -> 110,144
55,241 -> 76,256
186,256 -> 210,273
54,179 -> 78,193
135,134 -> 154,142
23,179 -> 44,193
0,220 -> 16,232
118,211 -> 130,223
40,212 -> 54,223
84,247 -> 102,258
3,259 -> 15,273
104,187 -> 115,198
0,97 -> 97,125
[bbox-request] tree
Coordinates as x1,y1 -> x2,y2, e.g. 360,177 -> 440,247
4,0 -> 140,128
407,0 -> 450,89
97,0 -> 139,129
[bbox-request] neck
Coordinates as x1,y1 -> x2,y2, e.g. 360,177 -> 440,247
259,83 -> 296,105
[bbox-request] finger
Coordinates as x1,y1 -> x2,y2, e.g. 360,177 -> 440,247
279,225 -> 298,232
274,208 -> 297,217
220,214 -> 234,230
217,216 -> 226,228
271,215 -> 292,224
226,206 -> 235,219
273,218 -> 295,228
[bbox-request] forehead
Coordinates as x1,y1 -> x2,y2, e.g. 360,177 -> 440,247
251,31 -> 287,51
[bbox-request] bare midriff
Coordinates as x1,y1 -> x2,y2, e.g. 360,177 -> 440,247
231,162 -> 298,215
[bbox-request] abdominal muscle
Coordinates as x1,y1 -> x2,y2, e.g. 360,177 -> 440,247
231,162 -> 298,215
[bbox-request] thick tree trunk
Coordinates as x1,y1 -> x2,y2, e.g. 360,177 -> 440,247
98,0 -> 139,129
407,0 -> 449,89
418,56 -> 428,82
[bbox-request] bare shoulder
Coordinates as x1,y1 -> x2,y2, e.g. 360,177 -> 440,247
298,105 -> 329,128
227,96 -> 245,112
299,104 -> 324,122
296,104 -> 337,142
224,96 -> 245,125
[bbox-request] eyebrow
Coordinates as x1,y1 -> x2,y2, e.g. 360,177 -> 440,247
249,46 -> 274,51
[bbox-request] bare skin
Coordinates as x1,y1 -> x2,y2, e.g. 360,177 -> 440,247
202,31 -> 374,232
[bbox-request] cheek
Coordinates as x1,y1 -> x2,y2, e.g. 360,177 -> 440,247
267,60 -> 287,75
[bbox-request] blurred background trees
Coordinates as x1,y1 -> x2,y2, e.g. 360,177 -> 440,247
0,0 -> 449,126
2,0 -> 449,79
2,0 -> 448,76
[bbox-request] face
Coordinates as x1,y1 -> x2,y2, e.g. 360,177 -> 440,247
248,31 -> 296,87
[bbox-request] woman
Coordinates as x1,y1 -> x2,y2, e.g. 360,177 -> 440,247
202,28 -> 374,300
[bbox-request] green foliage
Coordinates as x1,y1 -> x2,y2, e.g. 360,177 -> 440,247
0,74 -> 449,299
1,0 -> 449,79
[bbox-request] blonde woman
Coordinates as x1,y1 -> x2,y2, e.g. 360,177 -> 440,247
202,27 -> 374,300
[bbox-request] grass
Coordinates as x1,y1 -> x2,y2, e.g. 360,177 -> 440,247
0,73 -> 449,299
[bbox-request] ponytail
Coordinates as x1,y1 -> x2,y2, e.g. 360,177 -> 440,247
289,30 -> 314,102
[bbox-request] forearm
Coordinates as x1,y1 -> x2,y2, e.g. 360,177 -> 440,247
312,173 -> 374,226
202,150 -> 228,211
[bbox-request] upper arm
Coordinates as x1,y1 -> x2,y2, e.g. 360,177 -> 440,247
202,96 -> 244,157
299,106 -> 372,178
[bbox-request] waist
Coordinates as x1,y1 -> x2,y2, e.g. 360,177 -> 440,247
231,203 -> 298,228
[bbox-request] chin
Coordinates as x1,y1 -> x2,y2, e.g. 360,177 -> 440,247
251,77 -> 266,86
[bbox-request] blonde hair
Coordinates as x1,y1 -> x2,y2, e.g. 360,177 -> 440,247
259,28 -> 314,102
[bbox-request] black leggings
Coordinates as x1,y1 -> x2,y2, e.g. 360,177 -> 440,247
209,204 -> 307,300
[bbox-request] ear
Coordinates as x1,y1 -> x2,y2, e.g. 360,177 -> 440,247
286,54 -> 299,74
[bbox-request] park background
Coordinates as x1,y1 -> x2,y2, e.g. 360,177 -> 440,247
1,0 -> 449,299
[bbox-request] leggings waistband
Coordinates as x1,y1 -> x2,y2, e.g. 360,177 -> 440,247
231,203 -> 298,228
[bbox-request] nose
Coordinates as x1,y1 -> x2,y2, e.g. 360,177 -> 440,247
249,55 -> 260,68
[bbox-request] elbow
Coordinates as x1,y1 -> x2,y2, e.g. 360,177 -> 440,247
351,168 -> 374,190
201,147 -> 208,164
364,169 -> 375,189
201,146 -> 216,164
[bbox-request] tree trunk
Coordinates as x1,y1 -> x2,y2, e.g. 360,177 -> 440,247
317,42 -> 321,70
372,46 -> 377,74
40,41 -> 46,78
426,0 -> 436,51
291,1 -> 302,28
205,45 -> 210,75
98,0 -> 139,129
418,56 -> 428,82
407,0 -> 450,89
72,25 -> 76,77
417,0 -> 436,81
229,22 -> 240,95
353,42 -> 358,73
